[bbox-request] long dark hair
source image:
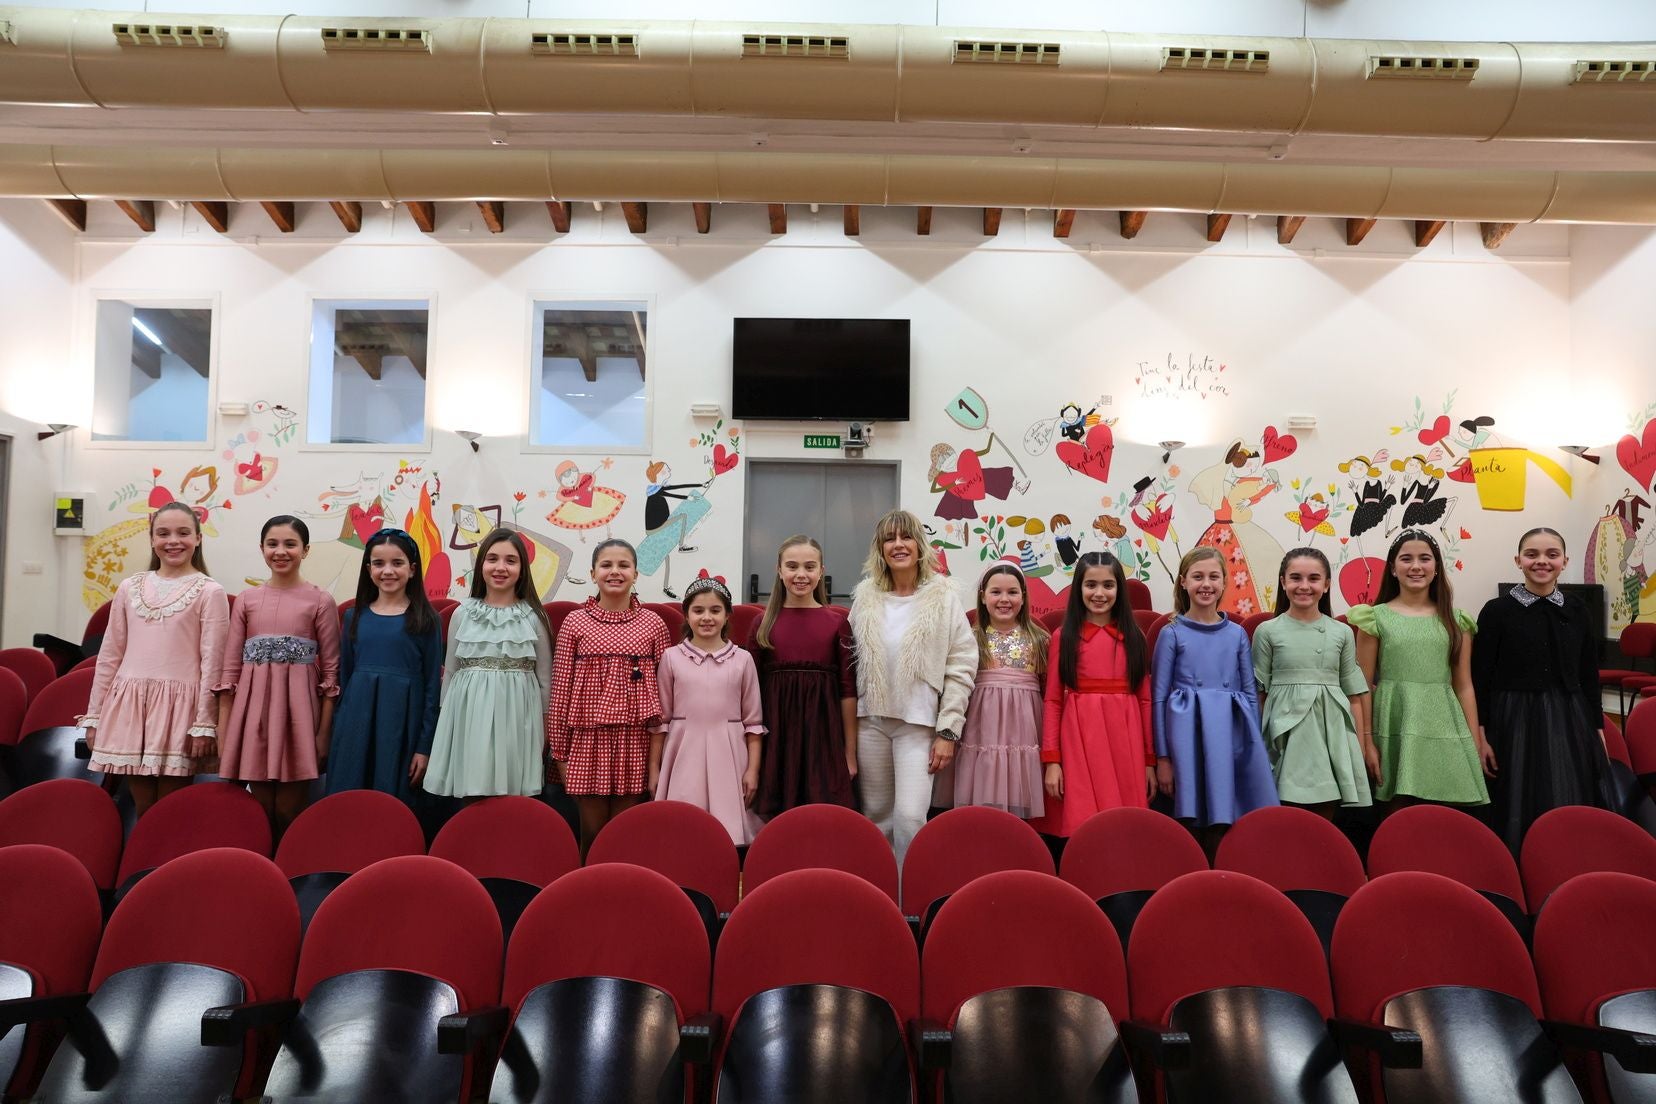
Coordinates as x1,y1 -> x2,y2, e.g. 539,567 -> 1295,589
469,528 -> 552,641
146,502 -> 209,574
1376,529 -> 1462,666
974,564 -> 1048,675
1059,552 -> 1146,692
351,529 -> 437,641
1274,547 -> 1334,616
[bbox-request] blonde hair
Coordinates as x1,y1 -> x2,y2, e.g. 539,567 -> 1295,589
863,508 -> 940,591
754,534 -> 827,650
1173,546 -> 1227,615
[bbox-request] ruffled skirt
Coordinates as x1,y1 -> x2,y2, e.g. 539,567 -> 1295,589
951,668 -> 1045,820
423,668 -> 545,798
87,676 -> 213,777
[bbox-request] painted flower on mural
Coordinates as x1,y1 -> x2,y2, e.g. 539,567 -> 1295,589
1130,495 -> 1175,541
1233,570 -> 1249,589
1236,598 -> 1255,616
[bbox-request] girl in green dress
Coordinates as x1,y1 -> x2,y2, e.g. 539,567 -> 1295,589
1349,529 -> 1495,807
1252,547 -> 1374,818
423,529 -> 553,799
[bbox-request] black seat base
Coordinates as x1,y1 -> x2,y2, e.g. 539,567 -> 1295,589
1167,986 -> 1357,1104
1381,985 -> 1582,1104
948,986 -> 1132,1104
490,976 -> 685,1104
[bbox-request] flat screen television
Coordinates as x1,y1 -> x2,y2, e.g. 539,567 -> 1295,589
732,317 -> 910,421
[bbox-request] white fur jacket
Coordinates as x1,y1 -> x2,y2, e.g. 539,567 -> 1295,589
849,574 -> 978,735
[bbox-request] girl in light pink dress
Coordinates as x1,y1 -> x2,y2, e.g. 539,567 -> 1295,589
81,502 -> 229,817
649,576 -> 765,846
217,515 -> 341,837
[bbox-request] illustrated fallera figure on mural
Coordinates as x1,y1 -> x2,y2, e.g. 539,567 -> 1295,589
928,436 -> 1027,520
1390,454 -> 1457,539
449,503 -> 578,602
545,460 -> 625,539
1189,439 -> 1286,617
637,461 -> 714,599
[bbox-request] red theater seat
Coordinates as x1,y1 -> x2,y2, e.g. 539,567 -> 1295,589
276,789 -> 426,931
18,668 -> 94,736
1520,805 -> 1656,910
645,602 -> 686,641
430,796 -> 581,941
0,779 -> 124,891
1126,578 -> 1154,612
1060,806 -> 1208,947
729,604 -> 764,647
0,648 -> 56,705
743,803 -> 899,905
1216,806 -> 1367,954
900,806 -> 1053,931
1367,804 -> 1528,932
0,667 -> 26,747
588,798 -> 741,915
114,782 -> 272,901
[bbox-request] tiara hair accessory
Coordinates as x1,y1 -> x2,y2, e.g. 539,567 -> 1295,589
683,575 -> 732,604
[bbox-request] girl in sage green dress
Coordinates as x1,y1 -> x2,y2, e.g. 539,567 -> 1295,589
1349,529 -> 1495,807
1252,547 -> 1373,818
423,529 -> 552,798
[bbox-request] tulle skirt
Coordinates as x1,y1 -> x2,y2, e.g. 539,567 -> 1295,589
1482,690 -> 1617,853
950,668 -> 1045,820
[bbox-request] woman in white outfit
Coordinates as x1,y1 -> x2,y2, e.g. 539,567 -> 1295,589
849,508 -> 977,861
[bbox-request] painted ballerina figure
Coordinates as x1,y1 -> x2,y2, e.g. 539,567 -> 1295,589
1389,454 -> 1456,540
1341,454 -> 1396,562
545,460 -> 625,541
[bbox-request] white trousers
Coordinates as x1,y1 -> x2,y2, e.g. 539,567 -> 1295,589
858,716 -> 937,864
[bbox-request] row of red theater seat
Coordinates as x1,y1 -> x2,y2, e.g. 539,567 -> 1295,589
4,832 -> 1654,1103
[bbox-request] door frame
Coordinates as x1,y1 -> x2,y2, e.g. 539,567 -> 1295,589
740,457 -> 902,605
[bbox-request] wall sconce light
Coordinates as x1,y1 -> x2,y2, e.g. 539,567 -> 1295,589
1559,444 -> 1601,465
37,423 -> 76,442
1158,439 -> 1185,464
456,429 -> 482,453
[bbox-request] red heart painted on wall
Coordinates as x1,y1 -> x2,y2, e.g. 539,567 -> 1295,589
1339,556 -> 1387,607
347,503 -> 385,545
1054,422 -> 1115,484
1418,415 -> 1451,447
1262,425 -> 1298,464
1616,419 -> 1656,492
712,444 -> 740,476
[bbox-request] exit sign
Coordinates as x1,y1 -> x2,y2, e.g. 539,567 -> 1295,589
804,434 -> 841,449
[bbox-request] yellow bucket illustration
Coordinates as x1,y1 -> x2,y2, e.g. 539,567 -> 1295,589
1469,448 -> 1572,511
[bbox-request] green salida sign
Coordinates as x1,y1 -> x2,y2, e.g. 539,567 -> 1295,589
804,434 -> 842,449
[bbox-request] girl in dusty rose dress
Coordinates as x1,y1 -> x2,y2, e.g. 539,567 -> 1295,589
950,564 -> 1048,820
217,515 -> 340,837
650,576 -> 765,846
80,501 -> 229,817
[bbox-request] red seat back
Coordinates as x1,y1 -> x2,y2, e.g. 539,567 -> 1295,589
0,843 -> 102,995
923,870 -> 1126,1025
1129,870 -> 1332,1024
504,864 -> 710,1017
1534,871 -> 1656,1025
439,602 -> 458,642
1060,806 -> 1208,900
1242,611 -> 1274,640
1332,871 -> 1541,1022
544,601 -> 581,643
82,603 -> 112,646
1603,713 -> 1632,769
116,782 -> 272,886
1038,609 -> 1065,633
95,848 -> 299,1001
19,669 -> 95,735
1621,622 -> 1656,662
644,602 -> 686,641
901,806 -> 1054,917
1367,804 -> 1525,909
1216,806 -> 1367,896
1125,579 -> 1153,612
1520,805 -> 1656,909
0,779 -> 125,890
429,797 -> 580,887
0,668 -> 26,747
297,855 -> 501,1009
1131,609 -> 1160,637
1625,698 -> 1656,775
743,804 -> 899,904
587,800 -> 741,914
713,868 -> 917,1025
275,790 -> 426,879
1144,613 -> 1173,657
728,605 -> 764,647
0,648 -> 56,705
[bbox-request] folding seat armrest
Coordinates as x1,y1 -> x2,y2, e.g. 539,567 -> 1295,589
1329,1018 -> 1424,1068
908,1017 -> 952,1070
201,997 -> 301,1046
75,736 -> 91,759
1119,1019 -> 1192,1069
1543,1019 -> 1656,1074
437,1004 -> 511,1055
678,1012 -> 723,1065
0,991 -> 92,1037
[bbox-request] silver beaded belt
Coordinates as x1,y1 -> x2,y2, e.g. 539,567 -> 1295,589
455,656 -> 537,672
243,635 -> 318,664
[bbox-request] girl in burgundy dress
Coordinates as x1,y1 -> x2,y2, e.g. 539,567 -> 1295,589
749,535 -> 858,816
547,538 -> 672,857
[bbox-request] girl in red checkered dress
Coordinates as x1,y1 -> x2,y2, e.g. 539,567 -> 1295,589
547,538 -> 672,856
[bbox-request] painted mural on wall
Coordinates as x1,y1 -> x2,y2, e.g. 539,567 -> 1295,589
636,421 -> 742,599
1587,405 -> 1656,631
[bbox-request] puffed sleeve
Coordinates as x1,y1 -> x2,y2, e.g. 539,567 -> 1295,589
1345,604 -> 1380,638
189,582 -> 230,735
1453,608 -> 1478,634
217,589 -> 249,693
935,589 -> 979,736
416,623 -> 441,755
546,618 -> 577,760
314,589 -> 341,698
654,647 -> 676,734
80,580 -> 131,728
1251,621 -> 1274,696
1336,620 -> 1368,697
1471,598 -> 1503,719
1041,632 -> 1064,764
738,651 -> 766,735
1151,623 -> 1176,759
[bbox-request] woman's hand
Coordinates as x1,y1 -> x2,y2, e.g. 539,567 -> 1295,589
928,737 -> 956,775
1045,763 -> 1063,799
741,768 -> 759,806
409,753 -> 429,788
1156,757 -> 1174,796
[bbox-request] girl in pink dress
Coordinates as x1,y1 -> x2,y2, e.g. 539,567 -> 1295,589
80,501 -> 229,817
649,576 -> 765,846
216,516 -> 341,837
952,564 -> 1048,820
1038,552 -> 1155,837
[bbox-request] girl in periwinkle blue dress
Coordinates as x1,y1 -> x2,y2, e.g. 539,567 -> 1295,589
1153,546 -> 1279,857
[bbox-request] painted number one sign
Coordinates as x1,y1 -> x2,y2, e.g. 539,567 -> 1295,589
948,386 -> 989,430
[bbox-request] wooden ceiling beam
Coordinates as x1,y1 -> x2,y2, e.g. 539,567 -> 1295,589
260,201 -> 296,233
982,207 -> 1001,236
477,201 -> 505,234
1481,222 -> 1517,250
768,203 -> 787,234
1120,210 -> 1147,239
621,201 -> 648,234
1346,217 -> 1377,246
131,335 -> 161,379
340,345 -> 384,380
114,200 -> 155,232
1206,213 -> 1233,242
1053,208 -> 1076,238
844,204 -> 860,236
916,206 -> 932,235
329,201 -> 362,233
45,199 -> 87,231
405,201 -> 436,233
547,201 -> 571,233
135,308 -> 211,377
191,201 -> 229,233
1276,215 -> 1306,244
1413,220 -> 1446,247
693,201 -> 712,234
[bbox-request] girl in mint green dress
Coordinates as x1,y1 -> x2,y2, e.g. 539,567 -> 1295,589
1349,529 -> 1494,806
423,530 -> 553,798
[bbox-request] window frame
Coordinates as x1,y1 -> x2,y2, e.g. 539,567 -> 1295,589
521,292 -> 656,457
83,291 -> 221,451
300,292 -> 437,454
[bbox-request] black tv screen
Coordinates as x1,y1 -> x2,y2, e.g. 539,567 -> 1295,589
732,317 -> 910,421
